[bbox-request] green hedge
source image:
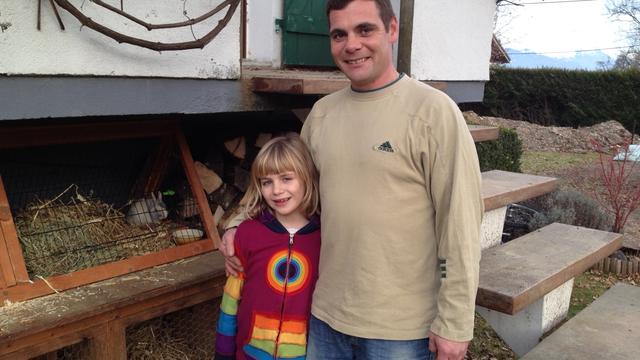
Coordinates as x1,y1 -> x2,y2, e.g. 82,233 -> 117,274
483,67 -> 640,133
475,127 -> 522,172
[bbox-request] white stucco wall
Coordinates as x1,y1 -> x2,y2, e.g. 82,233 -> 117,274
0,0 -> 240,78
411,0 -> 495,81
246,0 -> 283,67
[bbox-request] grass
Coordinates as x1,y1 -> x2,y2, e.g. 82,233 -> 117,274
520,151 -> 599,176
568,272 -> 616,318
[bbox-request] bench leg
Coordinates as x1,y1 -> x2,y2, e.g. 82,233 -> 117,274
88,321 -> 127,360
476,279 -> 574,357
480,207 -> 507,250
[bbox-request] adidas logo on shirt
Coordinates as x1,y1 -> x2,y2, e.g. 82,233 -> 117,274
374,141 -> 395,153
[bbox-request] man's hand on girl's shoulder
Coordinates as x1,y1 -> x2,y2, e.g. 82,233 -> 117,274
221,227 -> 244,276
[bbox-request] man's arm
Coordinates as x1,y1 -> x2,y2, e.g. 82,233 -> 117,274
423,97 -> 483,348
220,212 -> 247,276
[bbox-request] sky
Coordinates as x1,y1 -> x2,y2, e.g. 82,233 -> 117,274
495,0 -> 634,61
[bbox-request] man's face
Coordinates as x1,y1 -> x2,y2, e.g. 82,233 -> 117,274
329,0 -> 398,91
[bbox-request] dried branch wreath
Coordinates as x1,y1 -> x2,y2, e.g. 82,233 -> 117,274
38,0 -> 241,51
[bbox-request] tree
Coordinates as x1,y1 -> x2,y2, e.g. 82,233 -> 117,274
613,50 -> 640,69
493,1 -> 524,48
608,0 -> 640,69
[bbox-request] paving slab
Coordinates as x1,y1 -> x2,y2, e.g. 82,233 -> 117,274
521,283 -> 640,360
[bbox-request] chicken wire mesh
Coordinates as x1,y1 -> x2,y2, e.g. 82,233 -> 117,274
0,138 -> 206,279
126,299 -> 220,359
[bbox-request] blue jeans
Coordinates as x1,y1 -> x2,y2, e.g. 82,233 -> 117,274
307,315 -> 436,360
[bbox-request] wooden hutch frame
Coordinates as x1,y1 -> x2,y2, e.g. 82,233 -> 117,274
0,119 -> 220,304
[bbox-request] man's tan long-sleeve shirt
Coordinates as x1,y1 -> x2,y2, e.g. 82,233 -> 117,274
301,75 -> 483,341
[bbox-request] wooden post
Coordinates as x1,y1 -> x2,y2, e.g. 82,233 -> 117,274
88,321 -> 127,360
175,124 -> 220,249
397,0 -> 414,76
0,177 -> 29,285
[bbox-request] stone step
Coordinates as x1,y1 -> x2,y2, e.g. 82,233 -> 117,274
482,170 -> 557,211
477,222 -> 622,315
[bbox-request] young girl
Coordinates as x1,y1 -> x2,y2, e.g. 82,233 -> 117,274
215,133 -> 321,360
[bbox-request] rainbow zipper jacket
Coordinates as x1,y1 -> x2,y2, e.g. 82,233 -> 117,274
215,211 -> 321,360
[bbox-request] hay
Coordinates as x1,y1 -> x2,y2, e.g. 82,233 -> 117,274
127,317 -> 209,360
14,185 -> 174,279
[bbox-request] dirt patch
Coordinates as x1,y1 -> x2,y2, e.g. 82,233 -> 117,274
464,112 -> 637,153
466,112 -> 640,250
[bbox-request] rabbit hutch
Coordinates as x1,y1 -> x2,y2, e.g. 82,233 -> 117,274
0,0 -> 497,359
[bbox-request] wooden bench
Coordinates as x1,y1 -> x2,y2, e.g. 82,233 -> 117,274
521,283 -> 640,359
480,170 -> 558,250
0,252 -> 227,360
476,223 -> 623,356
468,125 -> 499,143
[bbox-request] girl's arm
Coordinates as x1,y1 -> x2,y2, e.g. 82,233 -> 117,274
214,274 -> 245,359
215,226 -> 248,359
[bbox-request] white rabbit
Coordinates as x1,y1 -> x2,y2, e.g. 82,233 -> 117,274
126,192 -> 169,226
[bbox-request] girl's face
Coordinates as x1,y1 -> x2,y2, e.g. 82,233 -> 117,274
259,171 -> 307,228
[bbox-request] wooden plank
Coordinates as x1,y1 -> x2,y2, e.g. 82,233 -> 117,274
0,213 -> 14,288
0,284 -> 221,357
423,81 -> 447,92
251,77 -> 305,94
129,134 -> 174,198
0,252 -> 225,353
0,120 -> 173,150
119,284 -> 220,328
246,66 -> 448,95
0,204 -> 9,222
0,238 -> 214,304
481,170 -> 558,211
176,127 -> 220,249
0,331 -> 86,360
0,177 -> 29,284
88,321 -> 127,360
477,223 -> 622,315
521,283 -> 640,360
468,125 -> 499,142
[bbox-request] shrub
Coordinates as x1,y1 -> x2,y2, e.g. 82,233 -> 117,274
482,67 -> 640,134
526,190 -> 612,232
475,127 -> 523,172
586,140 -> 640,233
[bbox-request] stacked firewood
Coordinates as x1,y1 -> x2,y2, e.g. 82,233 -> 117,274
178,133 -> 275,235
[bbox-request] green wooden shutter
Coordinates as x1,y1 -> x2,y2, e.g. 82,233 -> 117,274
282,0 -> 336,67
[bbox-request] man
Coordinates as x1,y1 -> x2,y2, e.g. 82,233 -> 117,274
221,1 -> 483,359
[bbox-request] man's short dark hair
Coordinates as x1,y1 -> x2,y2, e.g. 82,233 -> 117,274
326,0 -> 396,32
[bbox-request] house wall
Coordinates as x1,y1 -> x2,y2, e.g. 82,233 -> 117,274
244,0 -> 400,68
0,0 -> 241,79
245,0 -> 283,66
411,0 -> 495,82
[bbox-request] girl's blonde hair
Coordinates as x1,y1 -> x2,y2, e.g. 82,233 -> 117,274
243,133 -> 320,219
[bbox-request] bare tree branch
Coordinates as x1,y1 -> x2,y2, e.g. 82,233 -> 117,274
90,0 -> 235,31
52,0 -> 241,51
37,0 -> 42,31
49,0 -> 66,30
